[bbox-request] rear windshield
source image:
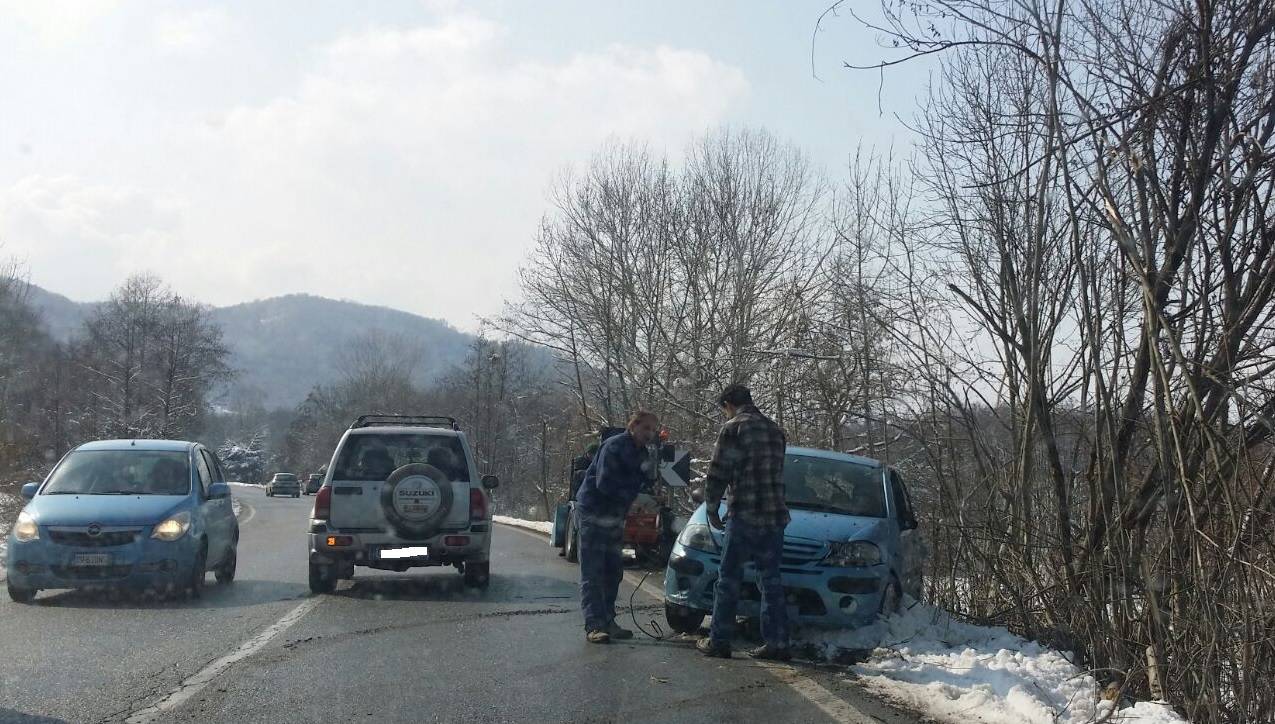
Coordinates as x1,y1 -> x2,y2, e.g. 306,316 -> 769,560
42,450 -> 192,496
783,454 -> 886,518
273,474 -> 297,481
333,434 -> 470,482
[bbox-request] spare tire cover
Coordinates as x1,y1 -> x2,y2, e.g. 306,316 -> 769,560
381,463 -> 454,538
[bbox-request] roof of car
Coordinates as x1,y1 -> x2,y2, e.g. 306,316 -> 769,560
75,439 -> 196,452
346,426 -> 464,438
787,445 -> 884,469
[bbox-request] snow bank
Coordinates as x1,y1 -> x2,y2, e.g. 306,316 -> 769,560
799,600 -> 1186,724
493,515 -> 553,535
228,481 -> 261,488
0,492 -> 21,576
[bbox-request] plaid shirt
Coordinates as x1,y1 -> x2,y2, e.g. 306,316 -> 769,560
704,405 -> 789,528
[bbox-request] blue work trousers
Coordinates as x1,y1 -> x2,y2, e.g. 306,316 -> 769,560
710,516 -> 789,648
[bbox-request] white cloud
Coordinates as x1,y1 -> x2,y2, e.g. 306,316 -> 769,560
154,7 -> 229,54
2,10 -> 749,327
0,0 -> 122,46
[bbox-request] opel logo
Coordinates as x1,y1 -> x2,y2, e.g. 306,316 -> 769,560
86,523 -> 102,537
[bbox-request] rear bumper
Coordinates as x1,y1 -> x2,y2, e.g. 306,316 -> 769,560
308,520 -> 491,568
6,534 -> 202,591
662,544 -> 886,628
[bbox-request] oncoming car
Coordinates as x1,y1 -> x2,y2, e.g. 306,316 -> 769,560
5,439 -> 239,603
663,447 -> 920,633
307,415 -> 499,593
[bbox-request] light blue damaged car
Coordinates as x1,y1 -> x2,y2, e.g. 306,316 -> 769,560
663,446 -> 922,633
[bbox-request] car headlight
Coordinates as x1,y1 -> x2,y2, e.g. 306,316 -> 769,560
14,511 -> 39,542
677,522 -> 719,553
822,540 -> 881,567
151,511 -> 192,541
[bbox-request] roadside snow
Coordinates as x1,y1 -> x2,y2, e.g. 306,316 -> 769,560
0,492 -> 20,576
801,600 -> 1186,724
493,515 -> 553,535
228,481 -> 260,488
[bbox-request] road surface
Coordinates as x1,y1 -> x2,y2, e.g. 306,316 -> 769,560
0,486 -> 918,723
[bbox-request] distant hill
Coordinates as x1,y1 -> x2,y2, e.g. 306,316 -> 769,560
25,286 -> 478,410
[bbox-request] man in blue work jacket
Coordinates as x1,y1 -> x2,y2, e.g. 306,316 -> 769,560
576,410 -> 660,644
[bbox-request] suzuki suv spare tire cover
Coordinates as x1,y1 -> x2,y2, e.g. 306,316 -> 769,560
381,464 -> 454,538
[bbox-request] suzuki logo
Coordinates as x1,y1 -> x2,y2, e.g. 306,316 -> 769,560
86,523 -> 102,537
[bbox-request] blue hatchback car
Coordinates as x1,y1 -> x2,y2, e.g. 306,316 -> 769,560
6,439 -> 239,603
663,446 -> 921,633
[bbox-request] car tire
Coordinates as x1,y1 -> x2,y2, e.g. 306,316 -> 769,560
188,544 -> 207,599
6,580 -> 37,604
880,576 -> 902,616
664,602 -> 705,634
463,560 -> 490,589
216,546 -> 237,584
309,562 -> 336,594
564,509 -> 579,563
293,493 -> 299,498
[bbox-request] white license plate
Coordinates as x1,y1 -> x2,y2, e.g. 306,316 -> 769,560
378,546 -> 429,560
72,553 -> 112,567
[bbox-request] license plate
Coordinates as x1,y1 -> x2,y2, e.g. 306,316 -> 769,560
72,553 -> 112,567
378,546 -> 429,560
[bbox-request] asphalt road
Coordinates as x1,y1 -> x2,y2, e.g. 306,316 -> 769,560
0,486 -> 919,724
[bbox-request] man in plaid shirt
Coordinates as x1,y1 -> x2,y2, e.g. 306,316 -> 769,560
696,384 -> 792,661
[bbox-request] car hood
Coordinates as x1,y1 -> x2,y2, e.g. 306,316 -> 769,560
24,495 -> 187,526
696,503 -> 890,544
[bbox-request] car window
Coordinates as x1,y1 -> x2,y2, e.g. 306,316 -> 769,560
202,450 -> 224,483
889,470 -> 918,528
195,452 -> 214,497
333,434 -> 471,482
783,455 -> 887,518
41,450 -> 193,496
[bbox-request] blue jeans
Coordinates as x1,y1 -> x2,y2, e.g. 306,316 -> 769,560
578,507 -> 626,631
710,517 -> 789,648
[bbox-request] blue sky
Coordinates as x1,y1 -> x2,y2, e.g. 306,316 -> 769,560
0,0 -> 932,329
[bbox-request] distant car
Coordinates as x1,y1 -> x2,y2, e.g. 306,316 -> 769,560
5,439 -> 239,603
265,473 -> 300,498
304,474 -> 322,495
663,447 -> 922,633
307,415 -> 498,593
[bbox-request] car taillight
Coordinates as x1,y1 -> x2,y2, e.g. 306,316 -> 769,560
314,485 -> 332,520
470,489 -> 487,520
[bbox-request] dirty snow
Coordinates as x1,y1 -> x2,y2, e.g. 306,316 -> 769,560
797,599 -> 1187,724
493,515 -> 553,535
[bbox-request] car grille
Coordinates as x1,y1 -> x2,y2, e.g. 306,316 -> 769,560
48,530 -> 140,547
782,538 -> 826,566
52,565 -> 134,580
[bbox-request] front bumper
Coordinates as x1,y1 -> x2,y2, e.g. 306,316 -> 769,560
662,543 -> 887,628
6,531 -> 202,591
308,519 -> 492,569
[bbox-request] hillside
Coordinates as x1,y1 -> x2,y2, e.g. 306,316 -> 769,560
25,286 -> 476,409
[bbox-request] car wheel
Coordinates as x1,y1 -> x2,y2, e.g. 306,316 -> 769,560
293,493 -> 299,498
564,511 -> 579,563
309,562 -> 336,594
6,580 -> 37,604
880,576 -> 902,616
463,560 -> 490,589
664,602 -> 705,634
188,544 -> 207,599
215,546 -> 237,584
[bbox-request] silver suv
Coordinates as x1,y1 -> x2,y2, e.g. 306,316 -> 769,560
307,415 -> 499,593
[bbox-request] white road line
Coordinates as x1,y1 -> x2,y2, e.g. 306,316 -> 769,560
494,522 -> 880,724
125,597 -> 322,724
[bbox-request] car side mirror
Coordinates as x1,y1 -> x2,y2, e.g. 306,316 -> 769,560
901,516 -> 918,531
208,482 -> 231,500
21,482 -> 39,500
481,474 -> 500,490
690,487 -> 704,504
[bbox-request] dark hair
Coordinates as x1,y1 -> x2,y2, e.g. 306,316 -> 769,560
627,410 -> 658,427
718,384 -> 753,408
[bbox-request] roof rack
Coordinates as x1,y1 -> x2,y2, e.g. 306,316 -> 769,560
350,415 -> 461,431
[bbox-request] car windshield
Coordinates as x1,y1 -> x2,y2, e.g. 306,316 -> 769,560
41,450 -> 192,496
333,434 -> 470,482
782,454 -> 887,518
273,474 -> 296,481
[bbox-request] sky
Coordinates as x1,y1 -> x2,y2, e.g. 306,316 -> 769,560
0,0 -> 931,331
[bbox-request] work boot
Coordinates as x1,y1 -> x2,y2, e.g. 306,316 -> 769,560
696,637 -> 732,658
748,644 -> 792,662
586,629 -> 611,644
607,621 -> 635,640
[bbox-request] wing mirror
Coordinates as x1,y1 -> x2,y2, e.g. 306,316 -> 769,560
21,482 -> 39,500
481,474 -> 500,490
207,482 -> 231,500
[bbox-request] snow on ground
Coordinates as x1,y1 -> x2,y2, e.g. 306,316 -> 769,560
797,599 -> 1186,724
492,515 -> 553,535
0,491 -> 20,576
